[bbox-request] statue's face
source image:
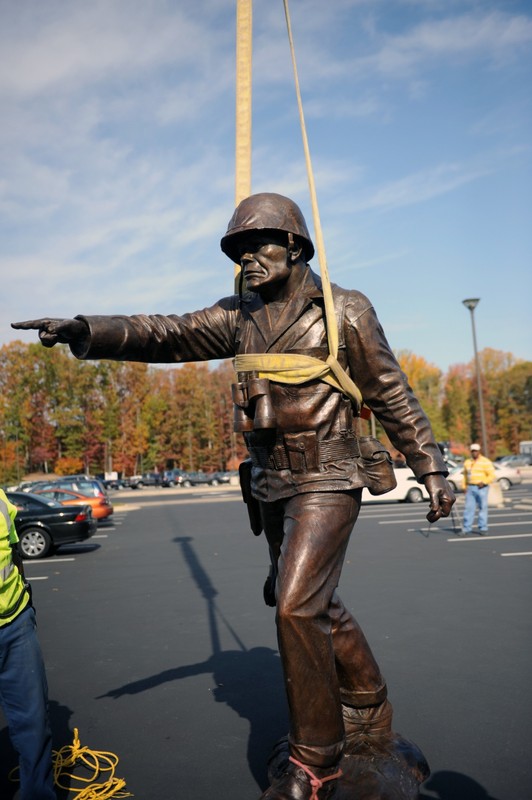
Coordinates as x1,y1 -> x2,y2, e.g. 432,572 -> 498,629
237,234 -> 292,296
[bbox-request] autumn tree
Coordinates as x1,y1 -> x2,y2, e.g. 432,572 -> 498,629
442,364 -> 472,455
396,350 -> 447,441
1,339 -> 529,485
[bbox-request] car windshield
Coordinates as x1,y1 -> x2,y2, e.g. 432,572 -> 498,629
8,492 -> 62,509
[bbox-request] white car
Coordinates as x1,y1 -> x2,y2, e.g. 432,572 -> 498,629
446,463 -> 523,493
362,467 -> 429,503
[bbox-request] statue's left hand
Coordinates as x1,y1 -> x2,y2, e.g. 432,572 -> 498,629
423,473 -> 455,523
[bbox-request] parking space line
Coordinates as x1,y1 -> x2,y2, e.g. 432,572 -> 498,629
93,534 -> 108,539
117,496 -> 242,509
501,551 -> 532,557
24,558 -> 76,564
393,514 -> 532,527
446,520 -> 532,533
27,576 -> 49,580
448,533 -> 532,542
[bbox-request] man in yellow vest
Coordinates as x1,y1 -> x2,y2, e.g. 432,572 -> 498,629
0,489 -> 56,799
462,443 -> 496,535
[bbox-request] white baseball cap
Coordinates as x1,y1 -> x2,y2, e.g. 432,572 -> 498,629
470,443 -> 481,451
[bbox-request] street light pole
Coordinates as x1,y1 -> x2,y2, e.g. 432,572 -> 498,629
462,298 -> 488,455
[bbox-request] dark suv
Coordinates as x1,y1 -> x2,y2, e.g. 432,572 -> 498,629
126,472 -> 162,489
161,469 -> 189,487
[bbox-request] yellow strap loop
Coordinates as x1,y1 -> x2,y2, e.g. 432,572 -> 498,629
234,352 -> 363,408
282,0 -> 338,360
231,1 -> 366,414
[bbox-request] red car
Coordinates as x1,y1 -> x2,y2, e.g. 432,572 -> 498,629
34,488 -> 114,520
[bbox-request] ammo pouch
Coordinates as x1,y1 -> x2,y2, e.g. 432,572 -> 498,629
358,436 -> 397,496
238,458 -> 263,536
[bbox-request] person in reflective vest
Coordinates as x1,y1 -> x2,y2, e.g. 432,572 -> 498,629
0,489 -> 56,800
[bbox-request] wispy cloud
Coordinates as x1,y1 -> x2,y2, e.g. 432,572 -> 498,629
358,11 -> 532,78
0,1 -> 228,96
353,161 -> 492,213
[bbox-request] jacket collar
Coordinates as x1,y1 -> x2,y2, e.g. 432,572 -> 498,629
240,266 -> 324,350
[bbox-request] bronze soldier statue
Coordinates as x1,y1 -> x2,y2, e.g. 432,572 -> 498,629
13,193 -> 455,800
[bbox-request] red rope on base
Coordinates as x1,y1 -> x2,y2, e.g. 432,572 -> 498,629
289,756 -> 342,800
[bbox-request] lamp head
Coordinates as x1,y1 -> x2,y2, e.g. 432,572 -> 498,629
462,298 -> 480,311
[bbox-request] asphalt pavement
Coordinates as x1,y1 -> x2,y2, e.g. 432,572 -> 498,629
1,479 -> 531,799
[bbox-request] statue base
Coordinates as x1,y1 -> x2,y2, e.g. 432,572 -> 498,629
267,734 -> 430,800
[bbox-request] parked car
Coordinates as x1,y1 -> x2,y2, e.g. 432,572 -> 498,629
362,468 -> 430,503
18,480 -> 55,493
36,477 -> 109,500
100,477 -> 127,490
33,488 -> 114,521
161,469 -> 189,487
495,454 -> 532,468
126,472 -> 162,489
179,471 -> 218,487
209,470 -> 238,485
6,491 -> 96,559
446,463 -> 523,493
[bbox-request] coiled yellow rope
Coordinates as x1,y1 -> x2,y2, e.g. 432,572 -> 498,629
9,727 -> 132,799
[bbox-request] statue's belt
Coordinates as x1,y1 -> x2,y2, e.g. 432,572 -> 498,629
248,433 -> 360,472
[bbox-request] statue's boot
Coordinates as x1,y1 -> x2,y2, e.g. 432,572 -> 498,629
342,698 -> 430,786
260,756 -> 342,800
343,697 -> 394,748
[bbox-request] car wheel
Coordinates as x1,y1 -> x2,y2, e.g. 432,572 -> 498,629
210,479 -> 219,486
498,477 -> 511,491
406,487 -> 424,503
18,528 -> 52,559
183,480 -> 191,487
169,481 -> 175,487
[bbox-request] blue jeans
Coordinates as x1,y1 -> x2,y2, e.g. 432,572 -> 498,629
0,606 -> 56,800
463,485 -> 489,532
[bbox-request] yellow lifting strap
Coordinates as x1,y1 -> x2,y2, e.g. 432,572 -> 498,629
233,0 -> 366,414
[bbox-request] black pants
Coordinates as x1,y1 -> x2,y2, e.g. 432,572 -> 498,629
260,490 -> 385,767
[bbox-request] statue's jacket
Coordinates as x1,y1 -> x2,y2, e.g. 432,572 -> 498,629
71,267 -> 447,502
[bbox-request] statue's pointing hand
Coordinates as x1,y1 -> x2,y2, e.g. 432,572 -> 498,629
11,318 -> 88,349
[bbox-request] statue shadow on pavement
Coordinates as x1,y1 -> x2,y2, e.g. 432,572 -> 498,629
420,770 -> 500,800
97,535 -> 287,791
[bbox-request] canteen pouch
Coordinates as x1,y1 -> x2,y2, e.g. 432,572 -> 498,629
358,436 -> 397,496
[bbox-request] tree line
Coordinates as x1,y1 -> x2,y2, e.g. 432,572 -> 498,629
0,340 -> 530,484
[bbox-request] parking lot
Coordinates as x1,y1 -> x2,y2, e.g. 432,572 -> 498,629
1,477 -> 531,799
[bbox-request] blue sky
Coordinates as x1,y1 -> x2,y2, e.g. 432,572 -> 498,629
2,0 -> 531,373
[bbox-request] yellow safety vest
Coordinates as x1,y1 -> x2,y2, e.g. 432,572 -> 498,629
0,490 -> 30,625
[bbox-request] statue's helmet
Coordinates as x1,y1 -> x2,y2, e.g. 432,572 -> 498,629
220,192 -> 315,263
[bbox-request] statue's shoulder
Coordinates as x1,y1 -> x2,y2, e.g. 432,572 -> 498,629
330,283 -> 373,318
